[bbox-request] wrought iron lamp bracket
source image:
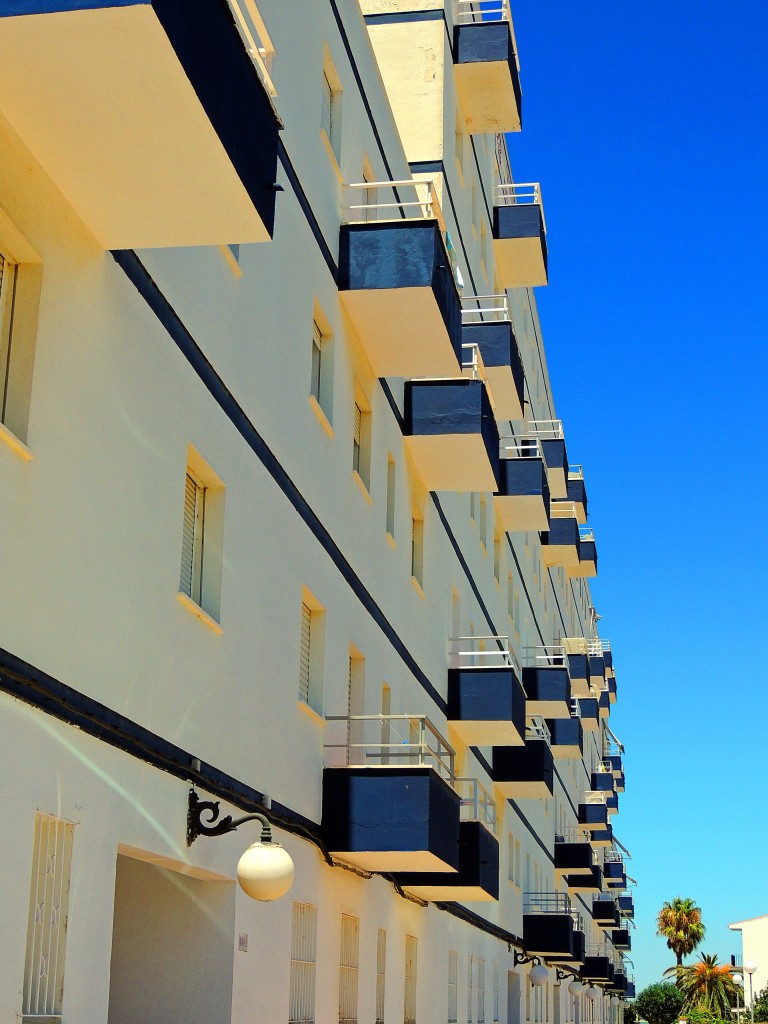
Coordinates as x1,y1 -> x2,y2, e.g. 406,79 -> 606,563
187,789 -> 273,847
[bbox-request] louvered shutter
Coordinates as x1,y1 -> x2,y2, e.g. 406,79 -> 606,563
180,474 -> 198,597
290,903 -> 317,1023
339,915 -> 359,1024
299,603 -> 311,703
375,929 -> 386,1024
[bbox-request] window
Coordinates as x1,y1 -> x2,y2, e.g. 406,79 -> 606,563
23,812 -> 74,1019
479,495 -> 488,551
386,455 -> 396,539
290,903 -> 317,1024
352,385 -> 371,492
493,533 -> 501,583
0,225 -> 42,447
321,53 -> 342,164
310,315 -> 334,427
493,965 -> 500,1023
478,960 -> 485,1024
404,936 -> 417,1024
448,950 -> 458,1023
179,449 -> 225,624
470,492 -> 477,523
299,590 -> 325,714
376,929 -> 386,1024
411,514 -> 424,590
468,954 -> 474,1023
339,915 -> 359,1024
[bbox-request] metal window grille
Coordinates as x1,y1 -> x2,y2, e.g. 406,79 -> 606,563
468,954 -> 474,1023
311,321 -> 322,402
386,458 -> 396,536
339,915 -> 359,1024
290,903 -> 317,1024
321,69 -> 333,141
404,935 -> 417,1024
478,960 -> 485,1024
448,950 -> 458,1023
299,603 -> 312,704
23,813 -> 74,1018
180,472 -> 205,603
353,403 -> 362,474
375,929 -> 386,1024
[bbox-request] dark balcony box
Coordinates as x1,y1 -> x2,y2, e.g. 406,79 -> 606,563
541,440 -> 568,498
605,755 -> 623,776
541,516 -> 580,570
546,716 -> 583,758
395,820 -> 499,903
566,652 -> 590,695
578,698 -> 600,731
555,842 -> 594,876
491,739 -> 553,798
493,203 -> 548,288
606,792 -> 619,814
447,665 -> 526,746
579,803 -> 609,830
599,689 -> 611,718
626,981 -> 636,999
462,320 -> 525,421
569,538 -> 597,579
582,956 -> 612,982
612,929 -> 631,950
604,862 -> 626,889
522,666 -> 571,717
618,895 -> 635,918
565,865 -> 603,893
590,828 -> 614,848
588,654 -> 605,684
604,650 -> 614,673
495,456 -> 550,533
558,930 -> 586,967
607,676 -> 617,703
523,913 -> 575,958
453,20 -> 522,133
593,898 -> 620,927
611,970 -> 628,993
567,476 -> 588,522
340,220 -> 462,378
0,0 -> 282,248
322,766 -> 460,873
615,772 -> 626,793
590,769 -> 614,792
403,378 -> 499,492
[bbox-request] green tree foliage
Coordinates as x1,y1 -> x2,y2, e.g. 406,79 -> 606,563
635,982 -> 685,1024
657,898 -> 706,970
623,1004 -> 638,1024
749,984 -> 768,1023
672,954 -> 736,1017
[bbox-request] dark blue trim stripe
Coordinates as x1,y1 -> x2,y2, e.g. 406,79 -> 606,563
277,139 -> 338,282
110,248 -> 445,713
1,0 -> 143,14
364,9 -> 443,25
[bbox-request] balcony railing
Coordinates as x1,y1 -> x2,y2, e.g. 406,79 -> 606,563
462,342 -> 483,379
524,891 -> 572,915
324,714 -> 456,783
526,717 -> 551,743
342,178 -> 445,228
500,437 -> 542,460
551,501 -> 578,520
579,525 -> 595,542
461,293 -> 511,324
603,850 -> 624,864
555,827 -> 593,844
524,418 -> 563,440
449,635 -> 521,673
457,777 -> 497,832
586,639 -> 603,656
226,0 -> 277,97
524,645 -> 567,668
494,183 -> 546,231
568,465 -> 584,480
455,0 -> 512,25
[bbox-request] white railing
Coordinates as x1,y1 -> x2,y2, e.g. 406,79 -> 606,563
579,526 -> 595,542
496,133 -> 515,186
462,342 -> 481,379
524,418 -> 563,440
585,943 -> 610,957
324,714 -> 455,784
461,293 -> 511,324
568,465 -> 584,480
560,637 -> 588,655
449,636 -> 521,674
550,501 -> 577,520
524,891 -> 572,915
586,639 -> 603,656
583,790 -> 608,806
593,760 -> 614,775
526,717 -> 551,743
494,183 -> 545,230
603,850 -> 624,864
524,644 -> 566,668
455,0 -> 511,25
457,777 -> 497,832
555,827 -> 592,844
226,0 -> 277,97
342,178 -> 445,228
601,640 -> 612,654
500,437 -> 541,460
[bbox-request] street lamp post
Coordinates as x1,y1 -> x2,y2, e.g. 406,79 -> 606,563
745,962 -> 757,1024
734,974 -> 743,1023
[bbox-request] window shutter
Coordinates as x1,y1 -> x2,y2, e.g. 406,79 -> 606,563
448,950 -> 458,1023
339,915 -> 359,1024
404,936 -> 417,1024
180,473 -> 198,597
375,929 -> 386,1024
290,903 -> 317,1024
299,603 -> 311,703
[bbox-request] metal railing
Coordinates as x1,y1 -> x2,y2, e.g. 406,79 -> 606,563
461,293 -> 511,324
601,639 -> 612,654
586,639 -> 603,656
585,942 -> 610,957
583,790 -> 608,806
324,714 -> 455,784
462,342 -> 482,379
579,526 -> 595,542
568,465 -> 584,480
524,418 -> 564,440
526,717 -> 551,743
524,891 -> 573,915
550,501 -> 578,520
500,437 -> 542,460
457,777 -> 497,832
455,0 -> 511,25
342,178 -> 445,228
496,133 -> 515,187
493,183 -> 546,231
603,850 -> 624,864
555,828 -> 591,844
449,635 -> 520,673
524,644 -> 566,668
561,637 -> 588,655
226,0 -> 277,97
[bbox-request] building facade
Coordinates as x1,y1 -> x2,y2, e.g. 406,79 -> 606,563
730,916 -> 768,1006
0,1 -> 634,1022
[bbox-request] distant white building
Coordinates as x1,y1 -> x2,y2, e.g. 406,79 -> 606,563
730,916 -> 768,1005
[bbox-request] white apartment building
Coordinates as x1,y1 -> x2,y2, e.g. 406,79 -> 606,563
0,1 -> 634,1022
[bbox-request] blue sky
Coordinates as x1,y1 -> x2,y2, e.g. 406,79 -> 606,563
510,0 -> 768,992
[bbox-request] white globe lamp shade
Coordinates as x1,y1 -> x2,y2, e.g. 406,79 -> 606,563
734,975 -> 743,987
237,841 -> 295,901
745,962 -> 757,976
529,964 -> 549,987
586,986 -> 601,1002
569,980 -> 585,996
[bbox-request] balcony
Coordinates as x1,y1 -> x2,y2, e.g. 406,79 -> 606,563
599,689 -> 611,719
495,438 -> 550,533
491,725 -> 553,798
453,0 -> 522,134
447,637 -> 526,746
615,771 -> 626,793
523,892 -> 582,959
569,527 -> 598,579
612,929 -> 631,951
493,183 -> 548,288
322,714 -> 460,871
626,979 -> 636,999
566,865 -> 603,893
583,946 -> 613,982
561,639 -> 590,698
591,765 -> 615,793
606,792 -> 619,815
587,640 -> 606,687
524,420 -> 568,498
604,753 -> 623,777
461,295 -> 525,421
567,467 -> 588,523
579,795 -> 609,832
603,643 -> 615,678
592,898 -> 620,928
541,504 -> 580,571
396,779 -> 499,902
555,831 -> 597,877
578,698 -> 600,731
546,715 -> 583,758
618,895 -> 635,919
403,378 -> 499,492
607,676 -> 618,703
339,180 -> 462,378
0,0 -> 282,248
603,856 -> 627,890
522,647 -> 571,717
590,827 -> 614,849
611,969 -> 628,993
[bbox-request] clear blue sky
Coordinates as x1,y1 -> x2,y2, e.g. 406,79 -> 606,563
510,0 -> 768,993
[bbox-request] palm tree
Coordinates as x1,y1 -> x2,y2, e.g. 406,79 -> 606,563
670,953 -> 737,1017
657,897 -> 706,976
